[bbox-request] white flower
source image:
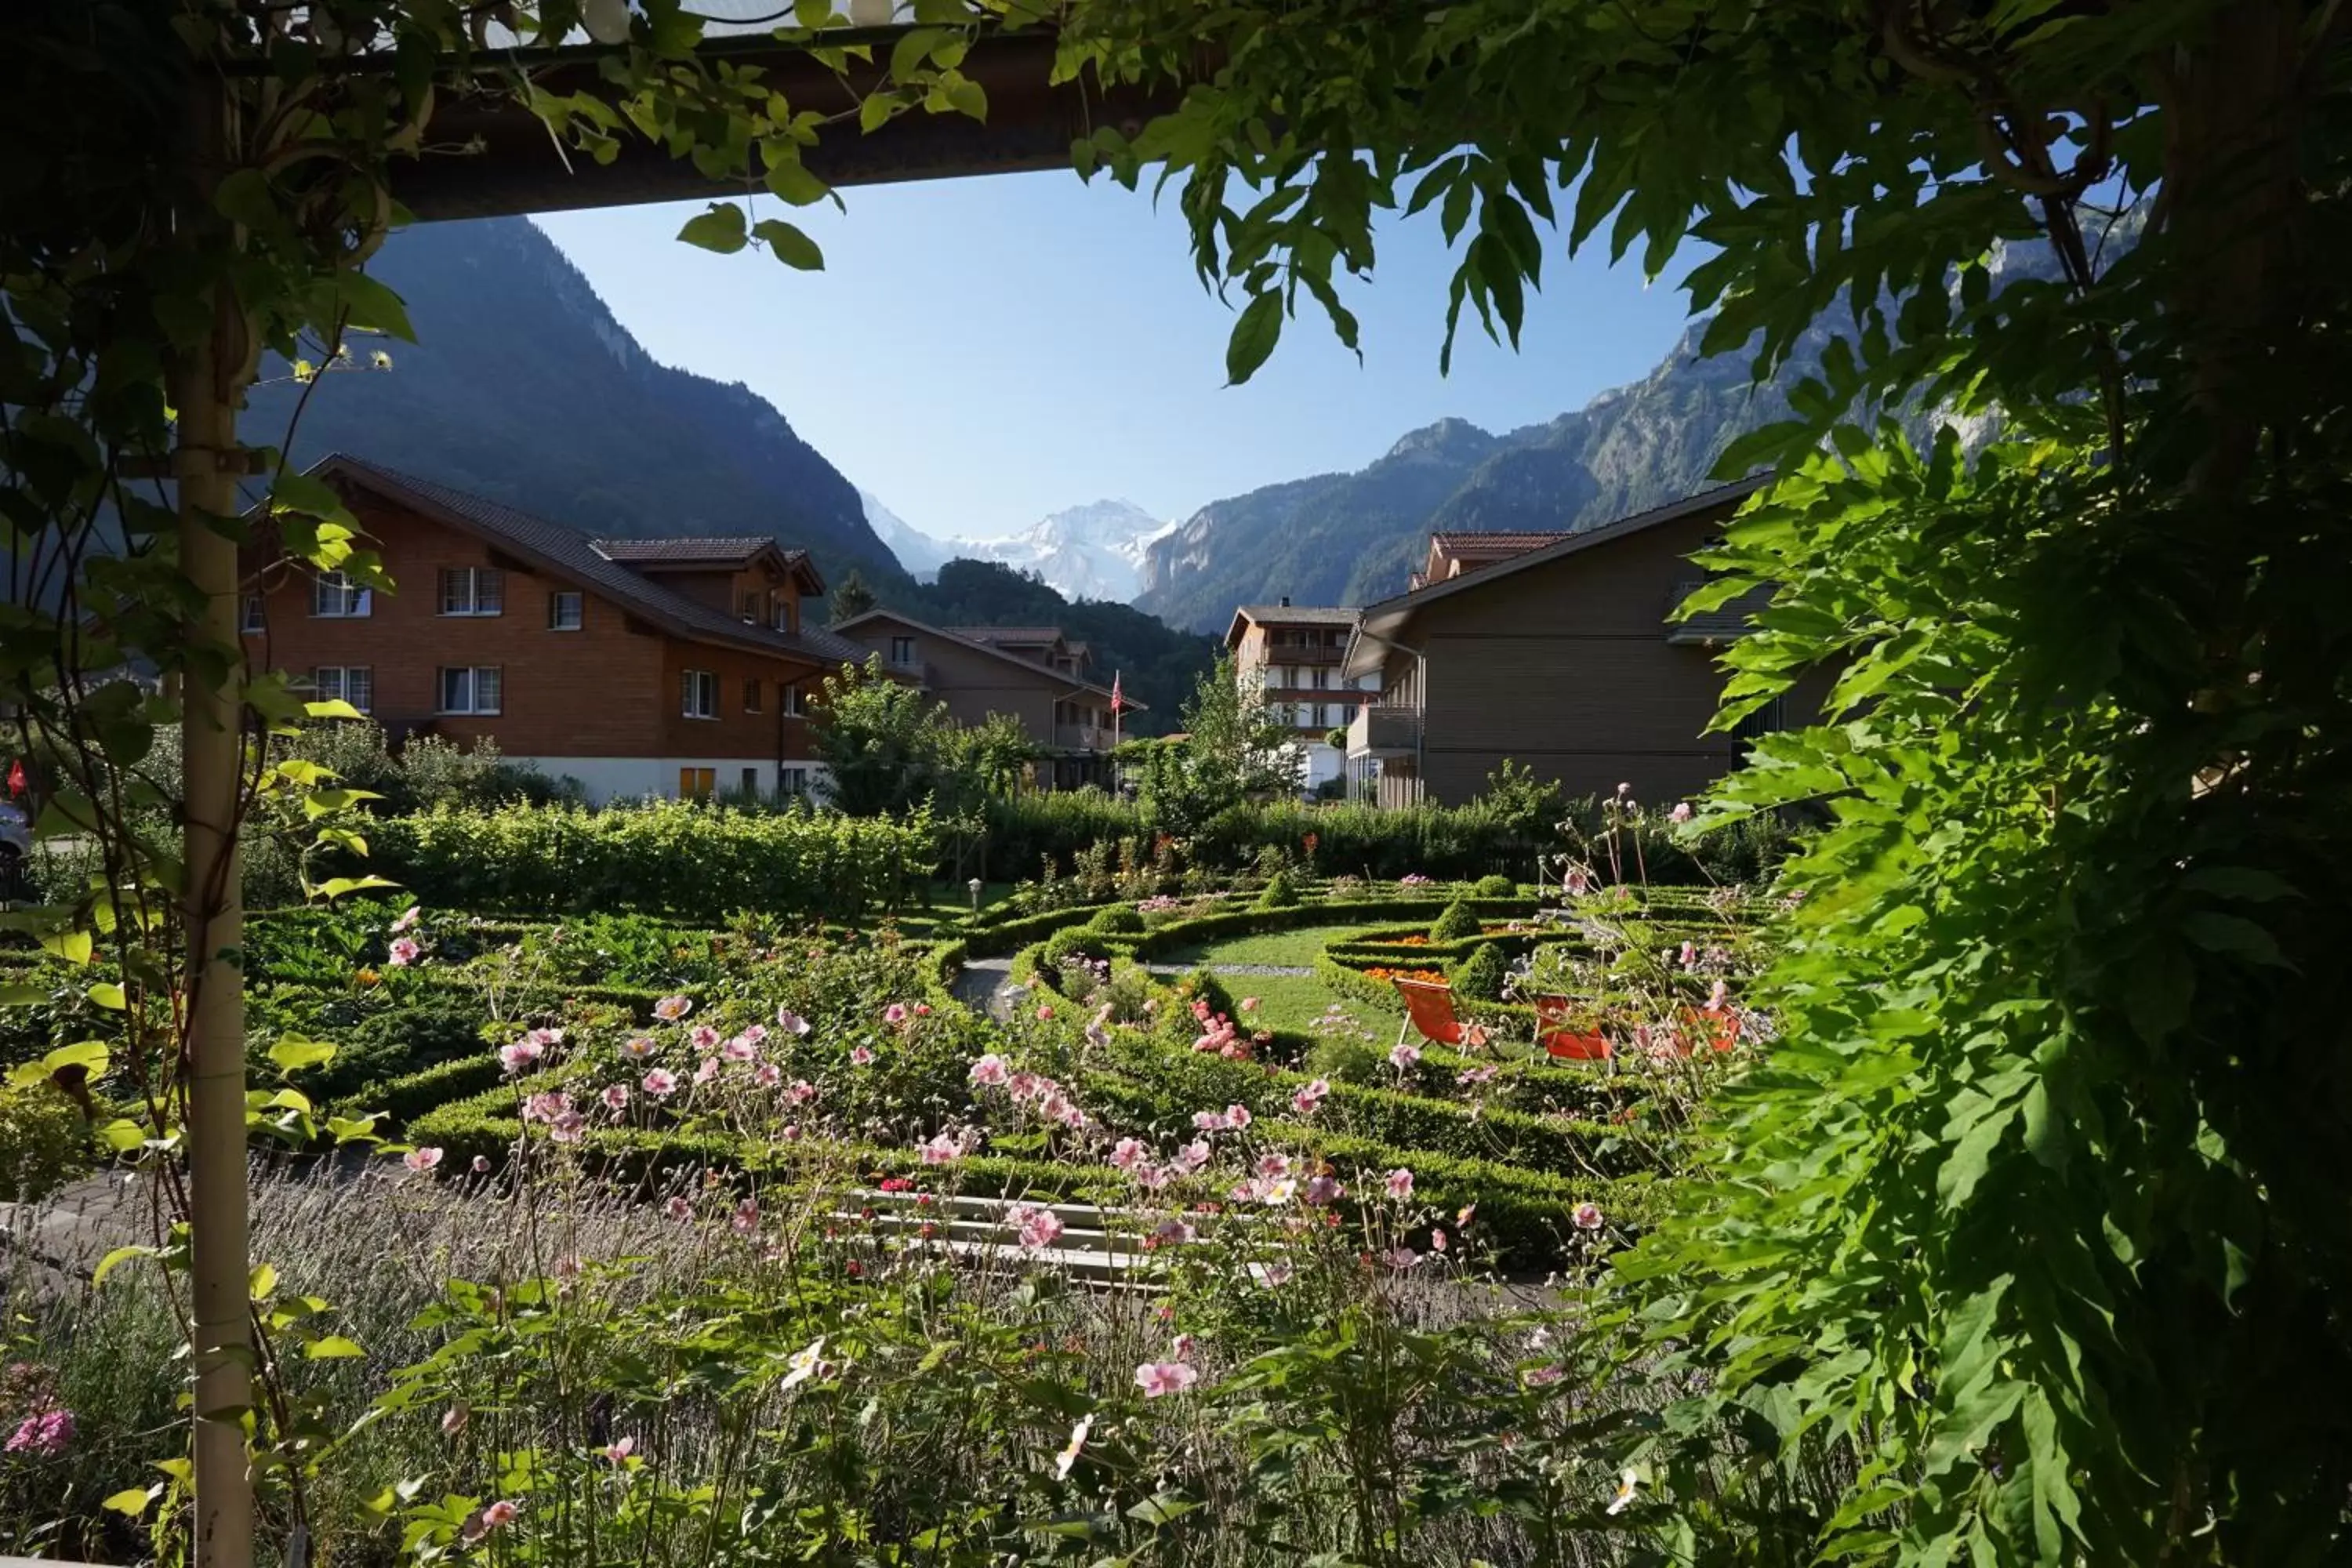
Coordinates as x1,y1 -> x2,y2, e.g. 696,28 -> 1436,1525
1053,1413 -> 1094,1480
781,1336 -> 826,1390
1606,1467 -> 1642,1515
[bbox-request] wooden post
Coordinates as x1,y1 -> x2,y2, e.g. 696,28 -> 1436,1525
172,71 -> 256,1568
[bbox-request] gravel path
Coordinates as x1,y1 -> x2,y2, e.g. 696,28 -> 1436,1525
945,956 -> 1316,1016
948,955 -> 1020,1020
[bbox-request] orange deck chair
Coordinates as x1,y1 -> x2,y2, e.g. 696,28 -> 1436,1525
1532,995 -> 1613,1062
1679,1005 -> 1741,1054
1390,976 -> 1471,1052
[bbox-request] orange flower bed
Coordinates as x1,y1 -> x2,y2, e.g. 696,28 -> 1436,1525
1363,966 -> 1448,985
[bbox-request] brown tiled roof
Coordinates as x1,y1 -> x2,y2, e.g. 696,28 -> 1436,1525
947,625 -> 1065,644
1428,531 -> 1575,553
1233,604 -> 1360,625
312,454 -> 866,666
594,535 -> 805,568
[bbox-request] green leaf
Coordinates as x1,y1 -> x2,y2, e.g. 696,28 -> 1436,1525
752,218 -> 825,271
0,984 -> 46,1007
306,699 -> 367,721
88,981 -> 125,1010
327,270 -> 419,343
268,1036 -> 338,1073
40,928 -> 93,965
304,1335 -> 366,1359
944,74 -> 986,121
2180,913 -> 2288,967
1125,1492 -> 1200,1526
764,158 -> 831,208
102,1487 -> 156,1518
677,204 -> 750,254
312,876 -> 400,901
326,1115 -> 383,1145
268,469 -> 359,530
250,1263 -> 279,1301
1938,1092 -> 2024,1207
94,1244 -> 159,1287
1225,292 -> 1283,386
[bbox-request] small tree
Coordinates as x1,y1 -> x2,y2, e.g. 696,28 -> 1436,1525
1141,655 -> 1301,836
808,657 -> 955,816
828,570 -> 879,625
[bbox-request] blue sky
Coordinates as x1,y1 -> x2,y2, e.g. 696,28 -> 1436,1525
536,169 -> 1701,541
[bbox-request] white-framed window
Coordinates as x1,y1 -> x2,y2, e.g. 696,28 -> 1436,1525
782,684 -> 804,717
548,590 -> 583,630
311,570 -> 369,618
437,666 -> 502,715
775,600 -> 797,634
438,567 -> 504,616
240,593 -> 266,633
309,666 -> 372,714
780,766 -> 808,797
681,669 -> 718,719
888,636 -> 918,668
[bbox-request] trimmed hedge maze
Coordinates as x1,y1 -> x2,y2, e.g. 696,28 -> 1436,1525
6,877 -> 1763,1276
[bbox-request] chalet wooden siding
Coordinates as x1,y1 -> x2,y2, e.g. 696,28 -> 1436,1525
1348,484 -> 1835,809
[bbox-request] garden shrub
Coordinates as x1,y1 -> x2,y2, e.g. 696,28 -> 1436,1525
1083,905 -> 1146,936
1428,900 -> 1482,942
306,993 -> 493,1104
1037,926 -> 1110,976
1451,941 -> 1513,1002
1305,1031 -> 1386,1087
354,800 -> 932,919
0,1080 -> 89,1200
1253,869 -> 1301,909
978,786 -> 1789,885
1472,873 -> 1515,898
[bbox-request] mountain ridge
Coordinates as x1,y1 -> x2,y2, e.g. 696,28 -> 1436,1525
247,217 -> 909,591
1132,321 -> 1800,631
860,494 -> 1176,602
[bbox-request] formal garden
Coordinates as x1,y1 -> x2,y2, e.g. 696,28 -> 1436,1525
9,1 -> 2345,1563
1,782 -> 1789,1565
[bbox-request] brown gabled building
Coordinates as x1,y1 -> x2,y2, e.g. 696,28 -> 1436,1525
240,453 -> 869,804
1343,477 -> 1807,808
1223,601 -> 1375,794
834,611 -> 1141,789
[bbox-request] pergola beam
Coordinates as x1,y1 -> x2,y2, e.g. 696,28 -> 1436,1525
392,30 -> 1185,221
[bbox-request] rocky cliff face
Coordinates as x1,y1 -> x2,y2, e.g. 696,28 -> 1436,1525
248,216 -> 907,588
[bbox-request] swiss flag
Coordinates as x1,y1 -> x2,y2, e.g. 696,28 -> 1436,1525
5,760 -> 23,797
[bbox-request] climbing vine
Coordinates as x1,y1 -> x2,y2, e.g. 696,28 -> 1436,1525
1,0 -> 1028,1555
1052,1 -> 2352,1562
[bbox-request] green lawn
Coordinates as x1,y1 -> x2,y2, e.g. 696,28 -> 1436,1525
1156,920 -> 1413,971
1227,972 -> 1400,1035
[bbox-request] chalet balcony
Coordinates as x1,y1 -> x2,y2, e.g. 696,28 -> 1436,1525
1345,702 -> 1422,759
1053,721 -> 1116,753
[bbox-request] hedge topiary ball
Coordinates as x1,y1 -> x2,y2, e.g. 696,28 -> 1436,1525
1428,898 -> 1482,942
